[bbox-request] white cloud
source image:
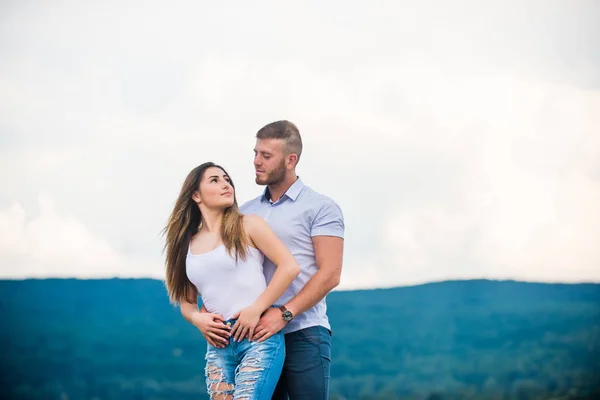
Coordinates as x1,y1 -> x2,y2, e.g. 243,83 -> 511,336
0,194 -> 163,279
338,76 -> 600,289
1,1 -> 599,288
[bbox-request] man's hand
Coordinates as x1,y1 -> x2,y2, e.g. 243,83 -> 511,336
251,307 -> 286,342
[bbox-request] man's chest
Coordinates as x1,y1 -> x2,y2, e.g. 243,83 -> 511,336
246,203 -> 314,249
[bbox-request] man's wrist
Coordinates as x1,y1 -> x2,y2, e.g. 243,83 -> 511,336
279,305 -> 294,322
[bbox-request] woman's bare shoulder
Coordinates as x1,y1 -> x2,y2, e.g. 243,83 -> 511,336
242,214 -> 269,235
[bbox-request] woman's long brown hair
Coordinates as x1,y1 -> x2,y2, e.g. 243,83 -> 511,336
163,162 -> 249,305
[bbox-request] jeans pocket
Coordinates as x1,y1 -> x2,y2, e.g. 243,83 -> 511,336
298,326 -> 325,346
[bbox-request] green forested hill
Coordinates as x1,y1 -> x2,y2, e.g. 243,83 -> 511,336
1,279 -> 599,399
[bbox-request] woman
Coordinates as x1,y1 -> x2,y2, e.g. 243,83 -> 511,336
164,162 -> 300,400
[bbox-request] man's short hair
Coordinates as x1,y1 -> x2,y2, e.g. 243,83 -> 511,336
256,120 -> 303,164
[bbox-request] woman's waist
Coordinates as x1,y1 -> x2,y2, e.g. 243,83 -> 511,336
202,297 -> 263,320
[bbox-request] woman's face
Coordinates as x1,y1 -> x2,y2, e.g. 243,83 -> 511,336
194,166 -> 235,210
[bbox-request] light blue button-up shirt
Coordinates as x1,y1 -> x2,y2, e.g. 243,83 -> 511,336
240,178 -> 345,334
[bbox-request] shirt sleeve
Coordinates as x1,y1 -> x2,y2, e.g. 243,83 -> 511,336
311,200 -> 345,238
239,200 -> 251,214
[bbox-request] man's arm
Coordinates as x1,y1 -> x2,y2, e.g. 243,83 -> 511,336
284,235 -> 343,316
252,235 -> 343,342
252,199 -> 344,342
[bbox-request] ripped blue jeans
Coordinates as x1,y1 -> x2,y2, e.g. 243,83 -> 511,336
204,320 -> 285,400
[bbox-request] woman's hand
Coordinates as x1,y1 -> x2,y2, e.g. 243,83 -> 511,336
191,312 -> 231,348
230,305 -> 262,342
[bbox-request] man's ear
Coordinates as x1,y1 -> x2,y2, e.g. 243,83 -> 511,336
192,191 -> 201,203
287,153 -> 298,169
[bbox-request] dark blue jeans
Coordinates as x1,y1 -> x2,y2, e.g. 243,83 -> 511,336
272,326 -> 332,400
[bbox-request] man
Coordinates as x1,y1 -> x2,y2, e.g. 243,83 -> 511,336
240,120 -> 344,399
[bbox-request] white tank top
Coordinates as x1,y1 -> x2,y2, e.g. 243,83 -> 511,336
186,244 -> 266,320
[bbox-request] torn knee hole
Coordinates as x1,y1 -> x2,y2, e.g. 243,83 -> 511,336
209,382 -> 234,400
207,365 -> 223,380
210,393 -> 233,400
208,372 -> 222,381
240,366 -> 262,372
210,382 -> 234,391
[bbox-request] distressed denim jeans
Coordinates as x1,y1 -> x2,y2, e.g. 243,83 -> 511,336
204,320 -> 285,400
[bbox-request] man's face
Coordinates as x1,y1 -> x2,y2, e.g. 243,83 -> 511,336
253,138 -> 287,186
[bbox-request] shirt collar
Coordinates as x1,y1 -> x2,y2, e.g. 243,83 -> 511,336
261,177 -> 304,203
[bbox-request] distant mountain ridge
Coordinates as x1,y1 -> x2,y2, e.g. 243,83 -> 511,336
1,279 -> 599,399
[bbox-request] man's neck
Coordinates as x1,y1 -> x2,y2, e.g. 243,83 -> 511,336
268,175 -> 298,203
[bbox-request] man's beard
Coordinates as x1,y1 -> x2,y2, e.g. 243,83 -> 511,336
256,160 -> 286,186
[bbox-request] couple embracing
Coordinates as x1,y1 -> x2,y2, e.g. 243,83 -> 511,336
164,120 -> 345,399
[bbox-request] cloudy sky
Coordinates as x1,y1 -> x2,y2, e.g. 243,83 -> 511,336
1,1 -> 599,289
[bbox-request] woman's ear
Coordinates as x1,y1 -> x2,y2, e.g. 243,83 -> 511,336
192,191 -> 201,204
